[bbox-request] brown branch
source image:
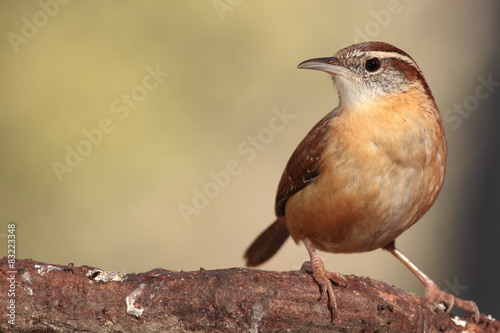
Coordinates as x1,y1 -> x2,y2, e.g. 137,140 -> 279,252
0,257 -> 497,332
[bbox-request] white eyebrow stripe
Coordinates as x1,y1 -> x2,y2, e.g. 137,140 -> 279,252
369,51 -> 418,68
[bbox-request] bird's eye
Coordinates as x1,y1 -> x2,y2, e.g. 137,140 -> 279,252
364,58 -> 381,72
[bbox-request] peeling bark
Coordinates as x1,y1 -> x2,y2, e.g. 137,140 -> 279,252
0,258 -> 497,332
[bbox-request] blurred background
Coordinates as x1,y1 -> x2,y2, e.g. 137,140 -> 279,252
1,1 -> 498,318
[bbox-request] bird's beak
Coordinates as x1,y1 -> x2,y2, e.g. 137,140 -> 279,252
297,57 -> 355,79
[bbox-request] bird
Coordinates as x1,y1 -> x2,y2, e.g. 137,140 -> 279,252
244,41 -> 479,322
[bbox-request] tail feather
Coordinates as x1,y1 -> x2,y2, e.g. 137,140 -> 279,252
244,217 -> 290,267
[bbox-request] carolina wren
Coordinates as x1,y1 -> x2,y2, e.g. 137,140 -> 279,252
244,41 -> 479,322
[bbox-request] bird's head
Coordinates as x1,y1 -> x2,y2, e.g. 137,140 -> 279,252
298,41 -> 436,113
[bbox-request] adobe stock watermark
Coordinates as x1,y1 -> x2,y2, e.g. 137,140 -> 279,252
51,64 -> 169,182
339,0 -> 412,48
442,73 -> 500,130
213,0 -> 243,21
179,106 -> 296,224
5,223 -> 17,326
442,277 -> 469,298
7,0 -> 71,54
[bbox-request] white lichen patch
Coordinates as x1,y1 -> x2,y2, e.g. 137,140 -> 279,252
434,302 -> 447,312
451,316 -> 467,328
19,269 -> 31,283
250,303 -> 264,333
86,269 -> 124,282
24,287 -> 33,296
35,264 -> 62,276
126,284 -> 146,317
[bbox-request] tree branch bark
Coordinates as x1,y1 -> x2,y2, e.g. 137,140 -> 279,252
0,258 -> 497,332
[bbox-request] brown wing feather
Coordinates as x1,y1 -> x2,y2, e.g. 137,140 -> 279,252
275,109 -> 339,216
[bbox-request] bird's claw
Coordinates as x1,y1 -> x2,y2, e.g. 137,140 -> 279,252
302,261 -> 347,287
302,260 -> 346,321
425,282 -> 480,324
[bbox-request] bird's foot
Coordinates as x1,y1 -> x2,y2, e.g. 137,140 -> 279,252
301,261 -> 347,287
301,259 -> 347,321
425,281 -> 480,323
383,241 -> 480,324
301,237 -> 348,321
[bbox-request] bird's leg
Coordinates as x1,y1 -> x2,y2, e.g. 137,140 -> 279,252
301,236 -> 347,321
383,241 -> 479,323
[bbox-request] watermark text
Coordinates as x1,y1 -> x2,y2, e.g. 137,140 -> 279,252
179,106 -> 295,223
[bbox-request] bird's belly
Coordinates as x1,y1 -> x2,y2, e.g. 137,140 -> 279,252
285,155 -> 441,253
